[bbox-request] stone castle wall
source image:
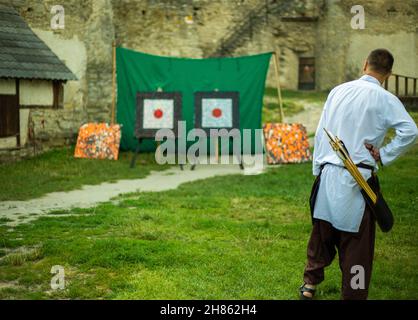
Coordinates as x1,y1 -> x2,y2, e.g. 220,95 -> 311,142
316,0 -> 418,90
1,0 -> 417,158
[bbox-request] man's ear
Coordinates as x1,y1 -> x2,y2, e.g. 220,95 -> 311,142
362,60 -> 368,72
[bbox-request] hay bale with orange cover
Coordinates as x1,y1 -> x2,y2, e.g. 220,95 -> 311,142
74,123 -> 121,160
263,123 -> 311,164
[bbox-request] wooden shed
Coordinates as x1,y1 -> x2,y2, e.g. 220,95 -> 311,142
0,5 -> 76,150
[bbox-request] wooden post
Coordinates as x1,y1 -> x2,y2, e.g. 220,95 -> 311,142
156,141 -> 161,163
15,79 -> 20,147
215,137 -> 219,163
405,77 -> 408,96
272,49 -> 285,123
111,41 -> 116,124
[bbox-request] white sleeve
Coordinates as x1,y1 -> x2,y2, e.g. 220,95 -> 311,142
379,96 -> 418,166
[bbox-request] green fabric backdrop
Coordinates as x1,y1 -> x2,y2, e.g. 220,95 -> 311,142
116,47 -> 272,152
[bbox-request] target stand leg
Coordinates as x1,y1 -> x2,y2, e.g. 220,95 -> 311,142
236,153 -> 244,170
130,139 -> 142,168
190,144 -> 199,171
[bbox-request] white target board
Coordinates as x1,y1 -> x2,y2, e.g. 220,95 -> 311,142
136,92 -> 182,138
201,98 -> 233,128
143,99 -> 174,129
194,91 -> 239,134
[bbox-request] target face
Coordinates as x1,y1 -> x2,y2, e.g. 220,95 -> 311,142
195,91 -> 239,134
143,99 -> 174,129
136,92 -> 182,138
201,98 -> 233,128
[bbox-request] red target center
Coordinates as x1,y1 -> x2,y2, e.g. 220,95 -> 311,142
154,108 -> 163,119
212,108 -> 222,118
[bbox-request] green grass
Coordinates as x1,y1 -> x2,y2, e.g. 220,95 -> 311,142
0,101 -> 415,300
0,144 -> 416,299
264,87 -> 329,104
263,101 -> 305,123
262,87 -> 328,123
0,146 -> 169,201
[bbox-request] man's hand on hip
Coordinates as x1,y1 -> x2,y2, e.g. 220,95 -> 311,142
364,143 -> 381,162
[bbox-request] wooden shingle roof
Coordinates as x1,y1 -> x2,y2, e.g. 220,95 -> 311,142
0,5 -> 77,81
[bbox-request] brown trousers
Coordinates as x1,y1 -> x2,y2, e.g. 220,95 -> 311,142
303,207 -> 376,300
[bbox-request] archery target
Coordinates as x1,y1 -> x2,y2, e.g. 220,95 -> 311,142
136,92 -> 182,138
201,98 -> 233,128
194,91 -> 239,134
143,99 -> 174,129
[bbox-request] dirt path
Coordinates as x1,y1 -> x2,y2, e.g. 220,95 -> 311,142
0,161 -> 262,227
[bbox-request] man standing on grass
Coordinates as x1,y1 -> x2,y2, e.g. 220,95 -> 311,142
299,49 -> 418,300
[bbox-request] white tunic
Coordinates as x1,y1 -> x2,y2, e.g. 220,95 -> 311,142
313,75 -> 417,232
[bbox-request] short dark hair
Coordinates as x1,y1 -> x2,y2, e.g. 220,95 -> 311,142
367,49 -> 394,75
